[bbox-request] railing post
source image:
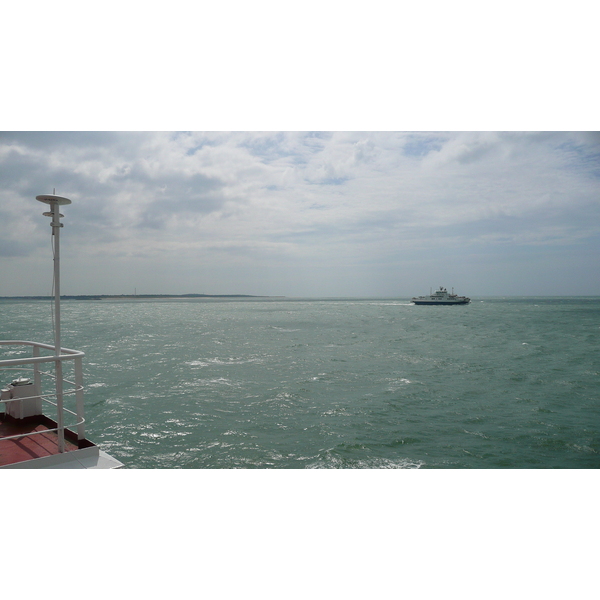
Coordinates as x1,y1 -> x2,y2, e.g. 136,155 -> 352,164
74,355 -> 85,442
33,345 -> 42,397
55,359 -> 65,452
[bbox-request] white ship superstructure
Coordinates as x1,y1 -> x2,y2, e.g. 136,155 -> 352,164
411,287 -> 471,305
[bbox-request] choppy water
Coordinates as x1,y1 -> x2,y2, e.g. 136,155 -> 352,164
1,297 -> 599,468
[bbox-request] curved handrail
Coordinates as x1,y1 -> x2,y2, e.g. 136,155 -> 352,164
0,340 -> 87,450
0,340 -> 83,353
0,366 -> 82,399
0,340 -> 84,367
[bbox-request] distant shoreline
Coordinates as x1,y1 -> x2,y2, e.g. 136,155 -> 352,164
0,294 -> 283,300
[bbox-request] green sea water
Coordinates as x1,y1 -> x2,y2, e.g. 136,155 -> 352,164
2,297 -> 599,468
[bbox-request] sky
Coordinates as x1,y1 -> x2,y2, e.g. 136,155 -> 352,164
2,3 -> 599,298
1,131 -> 599,297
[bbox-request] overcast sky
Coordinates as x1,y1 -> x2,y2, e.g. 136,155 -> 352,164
2,3 -> 599,298
1,131 -> 599,297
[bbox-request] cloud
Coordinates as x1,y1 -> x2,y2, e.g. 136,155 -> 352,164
1,131 -> 599,296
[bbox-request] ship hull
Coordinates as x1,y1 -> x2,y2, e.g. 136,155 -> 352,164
412,299 -> 470,305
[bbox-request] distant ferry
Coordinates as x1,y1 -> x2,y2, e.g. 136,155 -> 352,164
412,287 -> 471,305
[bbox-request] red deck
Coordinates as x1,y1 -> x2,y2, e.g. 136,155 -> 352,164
0,414 -> 81,467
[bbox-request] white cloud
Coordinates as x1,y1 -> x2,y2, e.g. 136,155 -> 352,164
1,131 -> 599,296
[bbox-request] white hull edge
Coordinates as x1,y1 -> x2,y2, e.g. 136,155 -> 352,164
0,444 -> 123,469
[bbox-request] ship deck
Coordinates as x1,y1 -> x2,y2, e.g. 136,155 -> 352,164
0,413 -> 84,467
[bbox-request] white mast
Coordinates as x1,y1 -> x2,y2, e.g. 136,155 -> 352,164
36,193 -> 72,452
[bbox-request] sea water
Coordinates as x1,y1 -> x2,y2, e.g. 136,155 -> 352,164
1,297 -> 599,468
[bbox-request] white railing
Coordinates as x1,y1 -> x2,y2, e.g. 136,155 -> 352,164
0,340 -> 86,452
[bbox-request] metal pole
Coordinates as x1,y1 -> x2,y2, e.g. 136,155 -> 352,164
32,344 -> 42,397
53,201 -> 61,358
74,355 -> 85,442
37,193 -> 72,453
52,201 -> 65,452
